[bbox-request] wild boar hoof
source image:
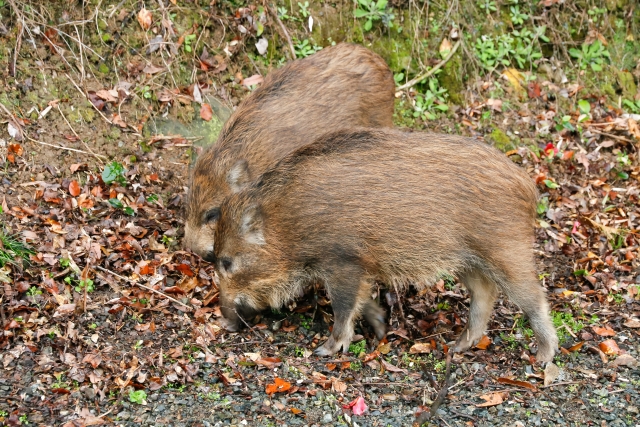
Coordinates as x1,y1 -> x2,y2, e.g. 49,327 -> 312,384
218,317 -> 240,332
453,329 -> 483,353
314,335 -> 352,356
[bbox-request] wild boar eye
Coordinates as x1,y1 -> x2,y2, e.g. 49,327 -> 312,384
203,207 -> 220,223
218,257 -> 233,273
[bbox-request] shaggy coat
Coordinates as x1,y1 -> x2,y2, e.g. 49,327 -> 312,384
213,128 -> 559,363
184,43 -> 395,259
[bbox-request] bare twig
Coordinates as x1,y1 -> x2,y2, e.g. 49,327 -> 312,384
95,265 -> 192,311
25,135 -> 108,159
396,39 -> 462,92
590,129 -> 637,146
267,4 -> 296,60
416,350 -> 454,425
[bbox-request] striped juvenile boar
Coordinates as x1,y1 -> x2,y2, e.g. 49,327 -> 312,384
213,128 -> 559,362
184,43 -> 395,260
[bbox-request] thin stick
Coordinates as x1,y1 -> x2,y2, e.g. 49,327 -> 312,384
416,350 -> 454,425
94,265 -> 192,311
590,129 -> 637,145
55,104 -> 105,163
25,135 -> 108,159
267,4 -> 296,60
396,39 -> 462,92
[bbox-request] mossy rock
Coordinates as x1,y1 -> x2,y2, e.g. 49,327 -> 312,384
438,53 -> 464,105
488,127 -> 513,152
617,70 -> 637,100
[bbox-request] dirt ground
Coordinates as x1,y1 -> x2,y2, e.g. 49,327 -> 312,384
1,1 -> 639,426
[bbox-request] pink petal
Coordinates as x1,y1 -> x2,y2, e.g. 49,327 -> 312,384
343,396 -> 368,415
571,221 -> 580,234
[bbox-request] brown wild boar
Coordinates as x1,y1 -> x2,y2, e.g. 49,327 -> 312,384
184,43 -> 395,260
212,128 -> 559,362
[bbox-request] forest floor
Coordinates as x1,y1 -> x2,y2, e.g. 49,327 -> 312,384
0,1 -> 639,426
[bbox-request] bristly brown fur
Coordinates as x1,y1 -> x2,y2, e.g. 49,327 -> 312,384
214,128 -> 559,363
184,43 -> 395,259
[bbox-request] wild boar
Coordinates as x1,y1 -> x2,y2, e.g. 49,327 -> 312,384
212,128 -> 559,363
184,43 -> 395,260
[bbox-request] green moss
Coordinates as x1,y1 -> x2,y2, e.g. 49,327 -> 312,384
439,53 -> 464,105
488,127 -> 512,151
80,107 -> 95,123
106,127 -> 121,140
617,70 -> 637,99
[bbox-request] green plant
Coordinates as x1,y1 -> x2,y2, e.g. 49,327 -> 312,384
19,414 -> 28,424
435,301 -> 451,311
298,315 -> 312,329
537,196 -> 549,215
184,34 -> 196,53
26,286 -> 42,297
59,258 -> 70,268
354,0 -> 394,32
587,7 -> 607,25
0,230 -> 34,268
108,198 -> 135,216
52,373 -> 70,390
0,410 -> 7,417
413,78 -> 449,120
509,5 -> 528,26
102,161 -> 127,186
555,114 -> 575,132
500,332 -> 520,350
348,339 -> 367,356
297,1 -> 310,18
277,6 -> 294,21
146,194 -> 160,203
294,346 -> 305,357
293,39 -> 321,58
477,0 -> 497,14
551,311 -> 584,344
74,278 -> 94,293
129,390 -> 147,404
569,40 -> 610,72
622,98 -> 640,113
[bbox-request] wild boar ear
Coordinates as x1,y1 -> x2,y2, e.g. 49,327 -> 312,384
241,205 -> 265,245
227,160 -> 251,193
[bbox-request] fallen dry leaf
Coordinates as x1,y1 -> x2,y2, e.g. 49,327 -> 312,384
137,8 -> 153,30
200,103 -> 213,121
476,392 -> 504,407
266,377 -> 292,395
610,354 -> 638,368
599,339 -> 621,355
592,326 -> 616,337
496,377 -> 537,391
409,343 -> 432,354
623,319 -> 640,328
69,180 -> 81,197
242,74 -> 264,87
474,335 -> 492,350
380,358 -> 408,374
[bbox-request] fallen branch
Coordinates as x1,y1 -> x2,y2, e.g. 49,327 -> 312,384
396,39 -> 462,92
589,128 -> 637,145
267,4 -> 296,60
95,265 -> 192,311
415,350 -> 454,425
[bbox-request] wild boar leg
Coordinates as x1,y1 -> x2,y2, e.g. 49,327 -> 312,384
454,271 -> 498,352
362,299 -> 386,340
498,274 -> 558,363
314,266 -> 367,356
